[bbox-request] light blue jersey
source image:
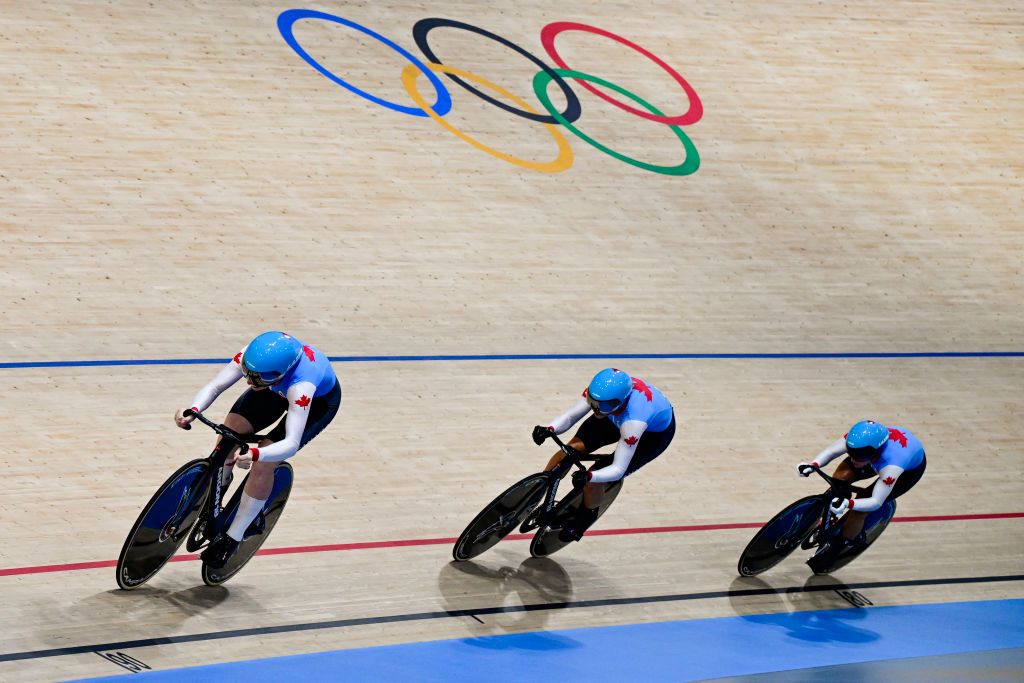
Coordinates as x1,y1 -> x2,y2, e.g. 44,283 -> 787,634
605,377 -> 673,432
265,341 -> 337,398
871,426 -> 925,473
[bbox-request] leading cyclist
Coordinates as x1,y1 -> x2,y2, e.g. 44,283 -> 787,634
174,331 -> 341,568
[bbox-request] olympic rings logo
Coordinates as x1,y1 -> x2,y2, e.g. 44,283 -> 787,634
278,11 -> 702,176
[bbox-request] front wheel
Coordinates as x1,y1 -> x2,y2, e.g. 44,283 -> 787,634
201,462 -> 294,586
452,473 -> 550,561
116,459 -> 211,590
737,495 -> 824,576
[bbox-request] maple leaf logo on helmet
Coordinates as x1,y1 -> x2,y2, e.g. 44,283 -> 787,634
303,345 -> 315,361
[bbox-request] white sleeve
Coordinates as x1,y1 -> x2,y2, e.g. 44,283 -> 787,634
813,438 -> 847,468
188,351 -> 245,412
250,381 -> 317,463
849,465 -> 903,513
548,398 -> 592,435
590,419 -> 648,484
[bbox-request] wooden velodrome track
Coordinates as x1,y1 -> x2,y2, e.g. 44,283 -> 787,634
1,0 -> 1022,679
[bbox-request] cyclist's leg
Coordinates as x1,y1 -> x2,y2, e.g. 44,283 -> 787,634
889,454 -> 926,501
557,415 -> 618,504
544,437 -> 586,472
233,380 -> 341,531
584,414 -> 676,509
201,389 -> 289,565
544,414 -> 617,472
833,457 -> 875,483
843,454 -> 927,542
838,457 -> 906,541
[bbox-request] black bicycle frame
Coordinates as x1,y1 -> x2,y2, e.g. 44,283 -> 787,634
809,464 -> 872,538
532,433 -> 601,526
182,409 -> 265,540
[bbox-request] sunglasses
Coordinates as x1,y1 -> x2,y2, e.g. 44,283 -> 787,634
847,445 -> 879,462
587,396 -> 623,415
243,366 -> 279,388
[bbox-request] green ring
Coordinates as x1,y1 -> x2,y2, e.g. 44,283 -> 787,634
532,68 -> 700,176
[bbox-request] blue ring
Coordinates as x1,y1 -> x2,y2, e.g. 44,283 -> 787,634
277,9 -> 452,117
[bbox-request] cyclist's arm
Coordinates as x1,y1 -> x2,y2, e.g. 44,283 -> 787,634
248,381 -> 317,463
589,419 -> 648,483
548,398 -> 591,435
812,437 -> 847,468
188,350 -> 245,412
845,465 -> 904,512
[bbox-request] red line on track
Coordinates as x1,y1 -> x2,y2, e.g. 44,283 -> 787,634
3,512 -> 1022,579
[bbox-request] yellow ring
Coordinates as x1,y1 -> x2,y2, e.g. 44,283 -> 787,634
401,63 -> 574,173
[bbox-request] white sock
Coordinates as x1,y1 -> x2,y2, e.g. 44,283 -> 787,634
227,492 -> 267,542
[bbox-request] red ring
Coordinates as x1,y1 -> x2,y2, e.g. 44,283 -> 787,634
540,21 -> 703,126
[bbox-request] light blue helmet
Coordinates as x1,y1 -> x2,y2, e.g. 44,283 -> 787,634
586,368 -> 633,415
241,332 -> 303,387
846,420 -> 889,462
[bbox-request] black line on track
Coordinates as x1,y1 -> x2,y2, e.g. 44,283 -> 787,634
1,573 -> 1021,662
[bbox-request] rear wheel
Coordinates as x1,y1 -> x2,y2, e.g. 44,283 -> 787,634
529,479 -> 623,558
814,499 -> 897,574
452,473 -> 550,561
116,460 -> 211,590
737,495 -> 824,576
201,463 -> 294,586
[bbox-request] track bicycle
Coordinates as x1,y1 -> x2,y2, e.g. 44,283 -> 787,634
737,465 -> 896,576
453,433 -> 622,561
116,409 -> 294,589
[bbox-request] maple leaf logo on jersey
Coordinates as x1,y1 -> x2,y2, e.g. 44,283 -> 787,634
883,475 -> 896,486
233,352 -> 242,364
582,388 -> 589,398
624,435 -> 639,446
888,428 -> 907,447
303,345 -> 315,361
631,377 -> 653,401
295,394 -> 311,408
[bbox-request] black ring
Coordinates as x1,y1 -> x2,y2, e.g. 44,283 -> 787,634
412,17 -> 582,125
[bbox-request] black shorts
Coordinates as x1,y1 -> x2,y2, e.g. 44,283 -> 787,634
573,412 -> 676,477
228,379 -> 341,450
847,453 -> 927,500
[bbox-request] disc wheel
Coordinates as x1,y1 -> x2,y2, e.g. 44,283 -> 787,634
201,463 -> 294,586
116,460 -> 211,590
737,495 -> 824,576
452,473 -> 550,561
811,499 -> 897,574
529,479 -> 623,558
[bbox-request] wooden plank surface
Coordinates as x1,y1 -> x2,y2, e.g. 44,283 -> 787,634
0,0 -> 1021,679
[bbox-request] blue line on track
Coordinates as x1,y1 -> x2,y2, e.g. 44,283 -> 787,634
2,351 -> 1022,370
74,598 -> 1024,682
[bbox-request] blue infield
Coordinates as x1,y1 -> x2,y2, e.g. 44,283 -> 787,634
77,598 -> 1024,681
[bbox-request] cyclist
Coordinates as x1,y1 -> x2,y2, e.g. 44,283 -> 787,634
174,331 -> 341,568
798,419 -> 926,570
532,368 -> 676,542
